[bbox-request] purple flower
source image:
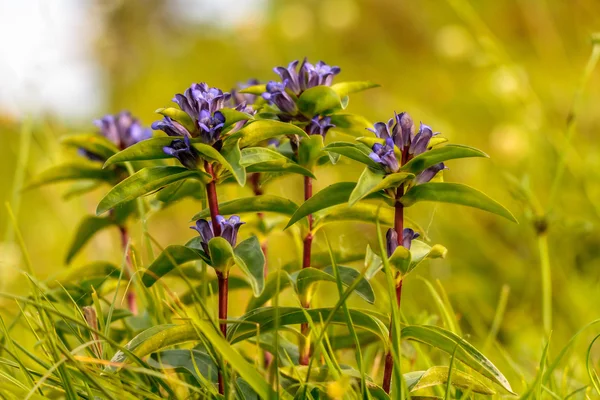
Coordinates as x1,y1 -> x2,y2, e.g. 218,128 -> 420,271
191,215 -> 245,254
369,138 -> 400,173
90,111 -> 151,154
409,123 -> 434,156
163,135 -> 199,170
231,78 -> 260,107
153,83 -> 234,146
415,162 -> 447,184
306,116 -> 335,137
386,228 -> 420,257
303,60 -> 341,88
262,81 -> 298,118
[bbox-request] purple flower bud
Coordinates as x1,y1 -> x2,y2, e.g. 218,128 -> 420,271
409,123 -> 434,156
92,111 -> 152,152
369,138 -> 399,173
274,60 -> 302,94
415,162 -> 446,185
302,60 -> 341,88
306,116 -> 335,138
401,228 -> 420,250
262,81 -> 298,116
163,135 -> 199,170
191,215 -> 245,253
386,228 -> 420,257
391,112 -> 415,149
151,117 -> 190,137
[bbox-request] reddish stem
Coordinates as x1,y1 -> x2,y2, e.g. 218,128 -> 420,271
118,225 -> 138,315
382,187 -> 404,394
204,161 -> 221,236
299,175 -> 314,365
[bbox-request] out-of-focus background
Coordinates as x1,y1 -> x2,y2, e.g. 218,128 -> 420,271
1,0 -> 600,390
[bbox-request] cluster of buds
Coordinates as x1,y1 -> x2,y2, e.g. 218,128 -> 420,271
191,215 -> 245,254
368,112 -> 446,183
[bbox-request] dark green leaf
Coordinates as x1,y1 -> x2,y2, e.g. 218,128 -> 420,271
240,147 -> 289,166
220,108 -> 254,129
297,86 -> 343,116
65,216 -> 116,263
208,237 -> 235,272
298,135 -> 324,167
192,195 -> 298,221
233,236 -> 265,296
290,266 -> 375,303
245,270 -> 292,311
402,325 -> 515,394
97,166 -> 204,215
401,183 -> 517,222
323,265 -> 375,303
27,163 -> 115,189
142,245 -> 210,287
227,120 -> 308,148
323,141 -> 380,168
349,168 -> 414,206
246,161 -> 316,178
103,137 -> 177,168
193,142 -> 245,186
401,145 -> 488,175
155,179 -> 205,204
148,349 -> 218,383
330,81 -> 380,97
61,133 -> 119,160
155,107 -> 195,133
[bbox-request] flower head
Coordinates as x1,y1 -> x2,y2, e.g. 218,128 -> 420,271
303,60 -> 341,88
91,111 -> 151,153
191,215 -> 245,254
163,135 -> 199,170
262,81 -> 298,118
386,228 -> 420,257
152,83 -> 233,145
306,115 -> 335,138
369,138 -> 400,173
415,162 -> 447,185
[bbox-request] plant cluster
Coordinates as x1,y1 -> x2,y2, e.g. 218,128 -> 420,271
27,57 -> 518,399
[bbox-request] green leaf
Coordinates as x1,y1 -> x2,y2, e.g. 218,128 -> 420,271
227,120 -> 308,148
349,168 -> 414,206
97,166 -> 204,215
193,142 -> 245,186
280,365 -> 364,383
155,179 -> 205,204
142,245 -> 210,287
220,108 -> 254,129
401,325 -> 515,394
103,137 -> 177,167
233,236 -> 265,296
329,114 -> 373,137
65,216 -> 116,263
404,240 -> 447,275
240,147 -> 289,166
245,270 -> 291,311
246,161 -> 316,178
330,81 -> 379,97
239,84 -> 267,95
401,183 -> 517,222
49,261 -> 119,288
401,145 -> 488,175
156,107 -> 195,133
298,134 -> 324,167
227,307 -> 388,345
405,367 -> 495,395
323,141 -> 380,168
290,266 -> 375,304
61,133 -> 120,160
297,86 -> 343,116
148,349 -> 217,383
192,195 -> 298,221
208,237 -> 235,272
27,163 -> 115,189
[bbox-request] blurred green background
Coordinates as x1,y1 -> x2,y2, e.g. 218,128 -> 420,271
1,0 -> 600,392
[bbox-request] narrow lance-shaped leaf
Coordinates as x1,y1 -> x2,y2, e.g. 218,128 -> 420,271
97,166 -> 206,215
220,108 -> 254,129
103,137 -> 178,168
61,133 -> 120,160
290,266 -> 375,304
142,244 -> 211,287
193,143 -> 245,186
226,119 -> 308,148
349,168 -> 414,206
233,236 -> 265,296
148,349 -> 218,383
400,144 -> 488,175
324,141 -> 380,168
246,161 -> 315,178
192,195 -> 298,221
156,108 -> 195,133
405,366 -> 496,395
26,163 -> 115,189
65,216 -> 116,263
330,81 -> 380,97
240,147 -> 290,166
329,114 -> 373,137
401,182 -> 517,222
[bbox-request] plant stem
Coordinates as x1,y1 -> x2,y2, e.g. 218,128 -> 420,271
118,225 -> 137,315
538,232 -> 552,337
299,174 -> 314,365
383,187 -> 405,393
204,161 -> 221,236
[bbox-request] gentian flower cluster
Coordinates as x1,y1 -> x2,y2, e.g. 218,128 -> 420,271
191,215 -> 245,254
306,115 -> 335,138
152,83 -> 231,145
82,111 -> 151,161
386,228 -> 420,257
162,135 -> 199,170
368,112 -> 446,183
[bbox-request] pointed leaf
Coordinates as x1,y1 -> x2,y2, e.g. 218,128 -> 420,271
227,120 -> 308,148
208,237 -> 235,272
220,108 -> 254,129
349,168 -> 414,206
239,84 -> 267,95
27,163 -> 115,189
289,266 -> 374,304
246,161 -> 315,178
103,137 -> 178,167
323,265 -> 375,304
61,133 -> 119,160
49,261 -> 119,288
330,81 -> 380,97
401,325 -> 515,394
240,147 -> 289,166
192,195 -> 298,221
156,107 -> 195,133
329,114 -> 373,137
297,86 -> 343,116
401,183 -> 517,222
65,216 -> 116,263
401,144 -> 488,175
323,141 -> 380,168
148,349 -> 218,383
97,166 -> 204,215
142,245 -> 210,287
155,179 -> 205,204
245,270 -> 292,311
193,142 -> 245,186
404,240 -> 447,275
406,367 -> 495,395
233,236 -> 265,296
221,140 -> 246,186
298,134 -> 324,167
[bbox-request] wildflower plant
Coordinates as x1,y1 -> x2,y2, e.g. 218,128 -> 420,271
25,58 -> 519,399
